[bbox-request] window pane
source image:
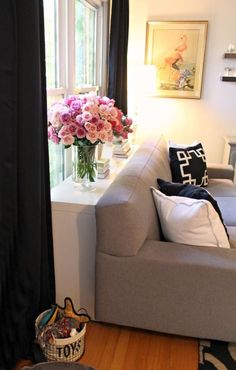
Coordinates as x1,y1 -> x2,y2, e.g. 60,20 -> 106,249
47,94 -> 64,107
75,0 -> 97,87
43,0 -> 58,88
44,0 -> 63,188
48,141 -> 64,188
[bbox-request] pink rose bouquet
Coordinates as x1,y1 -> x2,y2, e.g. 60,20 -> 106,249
47,93 -> 133,184
47,92 -> 133,147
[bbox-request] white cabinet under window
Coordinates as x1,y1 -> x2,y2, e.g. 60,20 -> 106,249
51,154 -> 136,318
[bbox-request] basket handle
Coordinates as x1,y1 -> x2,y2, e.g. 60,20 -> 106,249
58,297 -> 91,323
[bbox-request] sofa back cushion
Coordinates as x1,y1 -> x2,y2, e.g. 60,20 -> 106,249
96,135 -> 172,257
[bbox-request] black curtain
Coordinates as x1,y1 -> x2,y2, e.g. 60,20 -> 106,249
108,0 -> 129,114
0,1 -> 55,369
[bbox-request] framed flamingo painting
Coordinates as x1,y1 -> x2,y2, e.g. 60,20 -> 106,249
145,21 -> 208,98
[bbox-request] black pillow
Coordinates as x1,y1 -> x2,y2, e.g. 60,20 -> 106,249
169,142 -> 208,186
157,178 -> 229,238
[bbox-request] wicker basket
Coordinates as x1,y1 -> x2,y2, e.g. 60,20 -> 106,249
35,310 -> 86,362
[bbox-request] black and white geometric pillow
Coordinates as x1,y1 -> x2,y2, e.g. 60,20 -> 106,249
169,143 -> 208,186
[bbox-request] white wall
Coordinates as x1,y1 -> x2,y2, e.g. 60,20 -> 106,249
128,0 -> 236,162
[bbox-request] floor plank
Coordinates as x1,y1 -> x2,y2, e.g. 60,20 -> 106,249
80,322 -> 198,370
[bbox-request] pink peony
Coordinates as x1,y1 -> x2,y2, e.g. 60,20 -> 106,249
99,96 -> 114,105
76,127 -> 86,139
117,109 -> 123,120
84,122 -> 91,131
67,123 -> 78,135
50,110 -> 62,128
82,101 -> 98,113
86,131 -> 98,143
97,120 -> 104,131
48,102 -> 64,120
82,111 -> 92,121
61,134 -> 75,145
84,122 -> 97,133
110,120 -> 118,129
103,121 -> 112,131
48,126 -> 60,144
70,100 -> 82,112
48,125 -> 56,137
91,114 -> 99,123
75,114 -> 83,125
64,95 -> 77,106
125,117 -> 133,126
114,123 -> 123,133
98,130 -> 108,142
50,134 -> 60,144
58,125 -> 70,138
99,104 -> 109,117
109,107 -> 118,118
60,110 -> 71,123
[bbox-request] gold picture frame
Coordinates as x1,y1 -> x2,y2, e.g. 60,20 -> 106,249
145,20 -> 208,99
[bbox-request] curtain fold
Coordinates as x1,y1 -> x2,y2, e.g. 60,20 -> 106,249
0,1 -> 55,368
108,0 -> 129,114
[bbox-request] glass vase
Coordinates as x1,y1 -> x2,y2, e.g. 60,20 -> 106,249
72,145 -> 97,190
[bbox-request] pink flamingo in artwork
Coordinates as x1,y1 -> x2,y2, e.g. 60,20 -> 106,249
163,34 -> 188,70
175,34 -> 187,52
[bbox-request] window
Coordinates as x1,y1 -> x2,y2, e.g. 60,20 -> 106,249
43,0 -> 109,188
75,1 -> 96,87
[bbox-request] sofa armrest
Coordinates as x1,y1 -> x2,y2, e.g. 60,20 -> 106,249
207,162 -> 234,181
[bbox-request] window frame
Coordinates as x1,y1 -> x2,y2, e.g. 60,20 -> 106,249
44,0 -> 109,185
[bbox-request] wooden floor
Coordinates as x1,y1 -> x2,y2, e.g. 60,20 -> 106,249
15,322 -> 199,370
80,322 -> 198,370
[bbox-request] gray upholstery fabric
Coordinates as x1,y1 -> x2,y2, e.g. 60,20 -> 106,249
227,226 -> 236,248
215,197 -> 236,226
96,135 -> 171,256
95,134 -> 236,341
207,163 -> 234,181
96,177 -> 160,256
96,240 -> 236,341
207,179 -> 236,197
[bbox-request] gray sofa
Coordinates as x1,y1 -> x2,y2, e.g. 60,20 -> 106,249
95,135 -> 236,342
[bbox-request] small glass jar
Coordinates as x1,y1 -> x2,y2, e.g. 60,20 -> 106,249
227,43 -> 236,53
224,67 -> 233,76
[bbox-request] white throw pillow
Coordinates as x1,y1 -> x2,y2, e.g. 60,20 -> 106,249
151,187 -> 230,248
168,139 -> 199,149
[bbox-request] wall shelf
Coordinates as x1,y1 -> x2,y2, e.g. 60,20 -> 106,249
224,53 -> 236,59
221,76 -> 236,82
221,52 -> 236,81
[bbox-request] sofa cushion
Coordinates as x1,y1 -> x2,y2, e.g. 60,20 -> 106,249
157,179 -> 228,238
227,227 -> 236,248
207,179 -> 236,197
96,239 -> 236,341
151,187 -> 230,249
214,197 -> 236,226
96,135 -> 171,257
207,163 -> 234,181
169,142 -> 208,186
